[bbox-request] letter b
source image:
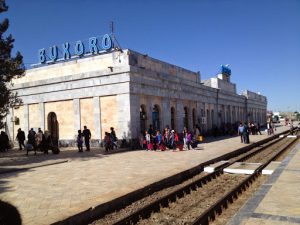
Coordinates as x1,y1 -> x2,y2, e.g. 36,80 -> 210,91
38,48 -> 46,64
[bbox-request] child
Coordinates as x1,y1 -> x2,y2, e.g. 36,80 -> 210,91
77,130 -> 83,152
104,132 -> 112,152
145,131 -> 151,150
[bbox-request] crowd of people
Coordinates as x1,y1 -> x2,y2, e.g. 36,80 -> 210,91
238,121 -> 264,144
76,126 -> 117,152
24,128 -> 57,155
1,120 -> 299,155
0,127 -> 58,155
139,125 -> 202,151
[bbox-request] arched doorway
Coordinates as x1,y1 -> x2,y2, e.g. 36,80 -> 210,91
171,107 -> 175,130
152,105 -> 160,131
184,107 -> 189,130
192,108 -> 196,128
140,105 -> 147,134
47,112 -> 59,143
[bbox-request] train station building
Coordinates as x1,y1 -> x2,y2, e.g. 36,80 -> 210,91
5,48 -> 267,146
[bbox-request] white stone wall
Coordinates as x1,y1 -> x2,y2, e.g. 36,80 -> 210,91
7,49 -> 267,144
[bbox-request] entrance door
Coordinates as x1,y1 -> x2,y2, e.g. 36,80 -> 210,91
47,112 -> 59,142
152,105 -> 160,131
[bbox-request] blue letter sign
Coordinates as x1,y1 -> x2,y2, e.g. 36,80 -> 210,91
38,48 -> 46,64
89,37 -> 98,54
38,34 -> 113,64
102,34 -> 112,50
49,45 -> 58,61
62,42 -> 70,59
75,41 -> 84,56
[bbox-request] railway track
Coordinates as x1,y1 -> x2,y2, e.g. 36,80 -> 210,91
91,131 -> 298,225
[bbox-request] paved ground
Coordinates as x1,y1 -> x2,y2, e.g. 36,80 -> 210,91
228,138 -> 300,225
0,125 -> 290,225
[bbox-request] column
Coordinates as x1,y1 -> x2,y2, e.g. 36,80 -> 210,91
129,94 -> 140,139
24,104 -> 29,134
148,98 -> 154,129
196,101 -> 201,126
93,96 -> 101,140
162,98 -> 171,129
39,102 -> 45,131
73,99 -> 81,131
188,101 -> 193,130
176,100 -> 184,132
116,94 -> 131,140
6,108 -> 14,140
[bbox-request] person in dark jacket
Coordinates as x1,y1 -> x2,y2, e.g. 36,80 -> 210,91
16,128 -> 26,150
243,122 -> 250,144
27,129 -> 36,147
1,131 -> 9,151
82,126 -> 91,151
110,127 -> 118,149
0,132 -> 4,152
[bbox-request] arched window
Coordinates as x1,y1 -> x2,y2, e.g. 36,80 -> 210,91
171,107 -> 176,130
152,105 -> 160,131
140,105 -> 147,134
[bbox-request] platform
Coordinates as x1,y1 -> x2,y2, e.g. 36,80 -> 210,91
224,162 -> 262,175
228,143 -> 300,225
0,125 -> 290,225
262,161 -> 281,175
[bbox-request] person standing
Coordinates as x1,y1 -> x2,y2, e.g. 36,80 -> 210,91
238,122 -> 244,143
257,122 -> 262,135
186,131 -> 192,150
76,130 -> 83,152
27,129 -> 35,147
183,127 -> 187,149
243,122 -> 250,144
82,126 -> 91,151
16,128 -> 25,150
110,127 -> 118,149
0,131 -> 9,152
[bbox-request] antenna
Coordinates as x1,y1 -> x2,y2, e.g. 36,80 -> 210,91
109,21 -> 114,35
109,21 -> 123,53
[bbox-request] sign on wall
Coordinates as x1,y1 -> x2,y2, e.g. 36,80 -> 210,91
38,34 -> 113,64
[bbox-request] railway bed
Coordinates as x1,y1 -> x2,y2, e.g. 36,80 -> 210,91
90,131 -> 298,225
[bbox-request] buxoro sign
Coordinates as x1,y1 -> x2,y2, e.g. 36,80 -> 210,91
38,34 -> 113,64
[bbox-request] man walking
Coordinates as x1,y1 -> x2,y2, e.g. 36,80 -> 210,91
16,128 -> 25,150
83,126 -> 91,151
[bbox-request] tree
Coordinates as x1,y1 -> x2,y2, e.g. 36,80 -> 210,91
0,0 -> 25,129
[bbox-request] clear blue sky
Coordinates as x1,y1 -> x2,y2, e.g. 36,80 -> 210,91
3,0 -> 300,112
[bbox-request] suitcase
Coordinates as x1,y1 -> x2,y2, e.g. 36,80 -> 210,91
159,144 -> 166,151
147,143 -> 153,150
191,140 -> 198,149
177,143 -> 184,151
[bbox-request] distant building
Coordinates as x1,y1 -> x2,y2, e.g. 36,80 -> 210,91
4,49 -> 267,146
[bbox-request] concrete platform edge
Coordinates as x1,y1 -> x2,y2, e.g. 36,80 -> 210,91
227,143 -> 300,225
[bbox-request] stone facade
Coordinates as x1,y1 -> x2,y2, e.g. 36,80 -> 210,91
4,49 -> 267,146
